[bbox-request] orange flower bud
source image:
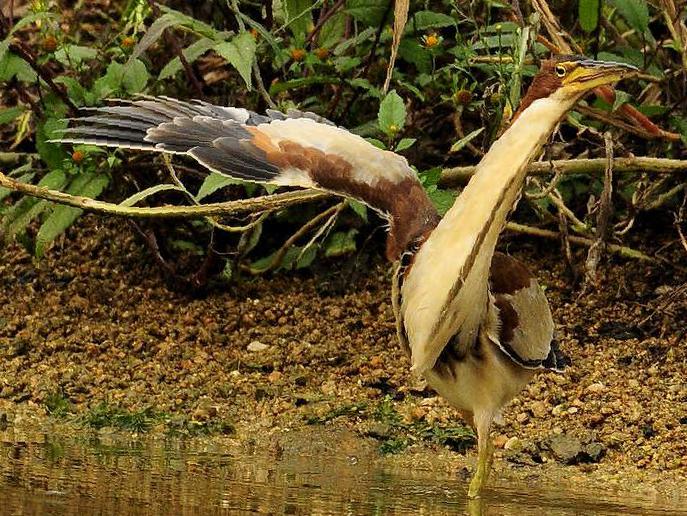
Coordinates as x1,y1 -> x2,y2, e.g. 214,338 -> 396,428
71,150 -> 85,163
290,48 -> 306,62
454,89 -> 472,105
121,36 -> 136,49
422,33 -> 440,48
42,35 -> 58,52
314,47 -> 329,60
249,28 -> 259,39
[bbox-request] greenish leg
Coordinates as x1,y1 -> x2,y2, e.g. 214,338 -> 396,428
467,429 -> 494,499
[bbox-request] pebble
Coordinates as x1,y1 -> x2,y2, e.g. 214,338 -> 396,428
585,382 -> 605,394
548,434 -> 583,465
504,436 -> 521,451
493,434 -> 508,449
530,400 -> 549,418
516,412 -> 529,423
247,341 -> 269,352
268,371 -> 282,383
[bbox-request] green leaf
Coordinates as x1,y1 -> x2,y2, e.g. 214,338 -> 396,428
54,76 -> 88,105
196,172 -> 245,201
419,167 -> 442,187
214,32 -> 257,89
348,200 -> 368,223
670,115 -> 687,146
472,34 -> 516,50
128,8 -> 222,64
157,6 -> 220,39
1,170 -> 68,243
395,138 -> 416,152
611,0 -> 649,34
270,75 -> 340,95
449,127 -> 484,153
397,39 -> 432,74
35,173 -> 110,257
122,58 -> 149,94
324,229 -> 358,257
296,244 -> 317,269
284,0 -> 314,40
0,105 -> 27,125
410,11 -> 455,30
0,11 -> 59,61
120,184 -> 185,207
611,90 -> 632,111
237,220 -> 263,255
159,38 -> 214,80
425,186 -> 456,216
365,137 -> 386,149
318,12 -> 346,48
237,13 -> 281,56
345,0 -> 390,26
130,12 -> 182,62
333,27 -> 376,56
0,54 -> 37,82
579,0 -> 600,32
36,118 -> 68,171
378,90 -> 406,137
53,45 -> 98,66
8,11 -> 59,36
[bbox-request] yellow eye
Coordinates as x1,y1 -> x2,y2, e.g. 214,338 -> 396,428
555,65 -> 566,77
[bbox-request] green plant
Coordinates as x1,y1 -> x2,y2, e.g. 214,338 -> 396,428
0,0 -> 684,284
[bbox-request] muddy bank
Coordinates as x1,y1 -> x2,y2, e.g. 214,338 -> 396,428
0,217 -> 686,496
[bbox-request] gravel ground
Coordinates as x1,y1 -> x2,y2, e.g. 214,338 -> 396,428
0,216 -> 686,495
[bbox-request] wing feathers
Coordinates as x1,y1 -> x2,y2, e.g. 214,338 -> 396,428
53,96 -> 437,260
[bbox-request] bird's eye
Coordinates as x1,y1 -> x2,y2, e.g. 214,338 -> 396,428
555,65 -> 566,77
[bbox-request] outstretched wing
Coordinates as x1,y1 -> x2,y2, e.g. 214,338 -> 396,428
54,96 -> 439,260
54,96 -> 414,189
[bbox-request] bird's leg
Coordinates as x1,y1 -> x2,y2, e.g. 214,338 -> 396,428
467,416 -> 494,499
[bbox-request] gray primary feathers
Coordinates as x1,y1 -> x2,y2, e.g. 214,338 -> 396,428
52,96 -> 335,182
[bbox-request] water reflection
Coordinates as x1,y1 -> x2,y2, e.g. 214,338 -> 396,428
0,431 -> 684,515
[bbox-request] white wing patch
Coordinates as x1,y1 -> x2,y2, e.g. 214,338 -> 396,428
255,118 -> 416,187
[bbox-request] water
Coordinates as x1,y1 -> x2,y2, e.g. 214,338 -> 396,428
1,431 -> 684,515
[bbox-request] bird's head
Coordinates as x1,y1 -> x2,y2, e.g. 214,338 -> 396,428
514,55 -> 638,118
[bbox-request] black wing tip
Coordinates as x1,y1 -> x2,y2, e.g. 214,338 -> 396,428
542,339 -> 571,372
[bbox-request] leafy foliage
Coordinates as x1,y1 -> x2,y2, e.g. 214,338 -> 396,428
0,0 -> 684,281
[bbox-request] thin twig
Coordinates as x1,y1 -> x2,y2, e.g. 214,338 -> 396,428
675,188 -> 687,254
524,165 -> 563,199
506,222 -> 654,262
146,0 -> 204,99
228,0 -> 277,109
583,133 -> 614,288
248,201 -> 346,274
162,155 -> 271,232
440,157 -> 687,187
0,10 -> 77,113
305,0 -> 346,47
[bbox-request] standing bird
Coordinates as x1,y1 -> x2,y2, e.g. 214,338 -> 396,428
54,55 -> 636,497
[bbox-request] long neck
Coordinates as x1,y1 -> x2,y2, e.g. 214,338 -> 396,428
400,92 -> 576,374
439,92 -> 575,261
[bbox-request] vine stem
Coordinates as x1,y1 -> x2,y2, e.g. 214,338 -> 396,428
0,168 -> 328,217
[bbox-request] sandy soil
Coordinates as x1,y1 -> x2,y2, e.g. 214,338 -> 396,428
0,216 -> 686,496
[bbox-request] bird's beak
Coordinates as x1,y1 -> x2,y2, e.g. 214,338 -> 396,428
563,59 -> 639,90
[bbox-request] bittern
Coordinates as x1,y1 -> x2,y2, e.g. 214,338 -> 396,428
54,55 -> 637,497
